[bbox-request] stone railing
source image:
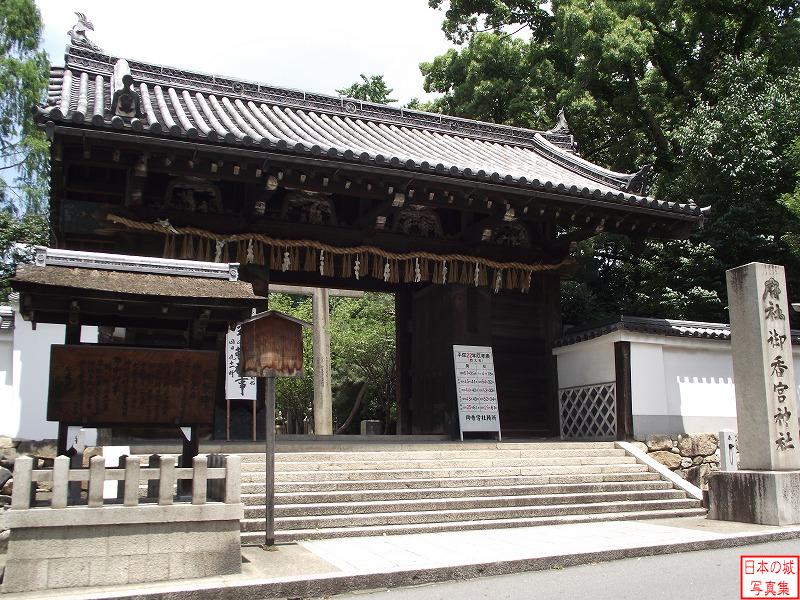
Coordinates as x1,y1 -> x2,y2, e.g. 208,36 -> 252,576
9,453 -> 240,509
2,453 -> 244,594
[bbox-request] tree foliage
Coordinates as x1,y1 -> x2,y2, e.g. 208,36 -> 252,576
336,74 -> 397,104
0,0 -> 49,214
329,293 -> 396,433
424,1 -> 800,324
0,0 -> 49,303
0,208 -> 48,302
268,292 -> 396,433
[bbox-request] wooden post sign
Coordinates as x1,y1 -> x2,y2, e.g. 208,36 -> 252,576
238,309 -> 311,548
453,345 -> 501,441
239,310 -> 306,377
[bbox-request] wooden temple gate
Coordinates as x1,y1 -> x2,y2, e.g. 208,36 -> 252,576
15,28 -> 702,441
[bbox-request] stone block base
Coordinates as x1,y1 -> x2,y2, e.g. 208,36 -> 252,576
708,470 -> 800,526
2,504 -> 243,593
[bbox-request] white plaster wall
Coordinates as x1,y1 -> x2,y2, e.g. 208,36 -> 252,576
553,336 -> 617,389
556,331 -> 800,438
631,340 -> 737,436
630,342 -> 667,421
0,331 -> 12,406
0,306 -> 97,440
664,345 -> 736,421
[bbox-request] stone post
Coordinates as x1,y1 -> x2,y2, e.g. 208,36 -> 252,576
719,430 -> 738,471
708,262 -> 800,525
312,287 -> 333,435
726,262 -> 800,470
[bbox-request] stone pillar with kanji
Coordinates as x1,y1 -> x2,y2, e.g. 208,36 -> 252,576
708,262 -> 800,525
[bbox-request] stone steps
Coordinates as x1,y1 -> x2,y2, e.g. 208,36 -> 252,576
254,480 -> 674,504
241,456 -> 638,472
242,471 -> 665,493
136,441 -> 706,543
246,489 -> 690,517
242,463 -> 651,483
240,448 -> 628,462
240,507 -> 708,543
242,498 -> 702,531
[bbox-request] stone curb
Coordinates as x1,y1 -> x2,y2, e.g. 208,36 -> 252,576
8,526 -> 800,600
616,441 -> 703,500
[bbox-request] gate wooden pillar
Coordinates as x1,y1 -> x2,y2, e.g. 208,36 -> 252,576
395,289 -> 413,435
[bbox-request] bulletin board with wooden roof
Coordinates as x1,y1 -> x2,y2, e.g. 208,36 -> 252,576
11,247 -> 265,450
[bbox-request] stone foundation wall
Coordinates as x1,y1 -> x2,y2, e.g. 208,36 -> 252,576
2,515 -> 242,592
0,436 -> 22,556
631,433 -> 729,489
0,438 -> 106,558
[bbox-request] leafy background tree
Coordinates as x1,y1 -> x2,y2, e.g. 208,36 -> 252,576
268,292 -> 397,433
337,74 -> 397,104
422,0 -> 800,325
0,0 -> 50,302
329,293 -> 396,433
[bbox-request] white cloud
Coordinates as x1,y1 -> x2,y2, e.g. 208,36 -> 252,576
37,0 -> 455,104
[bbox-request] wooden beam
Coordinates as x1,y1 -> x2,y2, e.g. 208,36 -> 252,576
356,197 -> 396,230
50,127 -> 701,227
614,341 -> 633,440
268,284 -> 364,298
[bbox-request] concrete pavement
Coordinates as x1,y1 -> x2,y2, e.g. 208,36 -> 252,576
333,538 -> 800,600
2,516 -> 800,599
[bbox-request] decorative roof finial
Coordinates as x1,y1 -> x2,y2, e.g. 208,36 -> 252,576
68,12 -> 102,51
547,108 -> 570,134
622,164 -> 654,196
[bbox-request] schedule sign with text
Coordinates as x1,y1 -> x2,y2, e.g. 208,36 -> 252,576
453,345 -> 501,437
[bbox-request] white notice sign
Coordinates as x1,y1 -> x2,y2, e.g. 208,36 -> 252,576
453,345 -> 501,440
226,325 -> 257,400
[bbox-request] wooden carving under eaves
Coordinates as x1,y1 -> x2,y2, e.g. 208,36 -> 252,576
281,190 -> 337,225
489,221 -> 531,248
392,205 -> 443,238
164,177 -> 223,213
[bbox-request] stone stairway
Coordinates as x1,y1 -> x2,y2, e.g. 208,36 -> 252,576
236,441 -> 705,545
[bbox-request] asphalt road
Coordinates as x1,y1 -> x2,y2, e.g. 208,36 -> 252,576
334,539 -> 800,600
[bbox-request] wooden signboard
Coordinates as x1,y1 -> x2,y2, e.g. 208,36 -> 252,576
453,344 -> 502,440
48,345 -> 218,426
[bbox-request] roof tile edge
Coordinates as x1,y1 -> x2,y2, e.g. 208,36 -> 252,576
60,44 -> 644,188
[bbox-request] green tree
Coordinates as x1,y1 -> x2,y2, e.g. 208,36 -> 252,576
782,137 -> 800,254
0,0 -> 50,214
428,0 -> 800,171
420,33 -> 557,128
0,0 -> 50,304
336,74 -> 397,104
267,292 -> 397,434
329,293 -> 396,433
0,208 -> 47,301
423,1 -> 800,324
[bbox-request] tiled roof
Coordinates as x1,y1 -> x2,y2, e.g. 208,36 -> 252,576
12,248 -> 262,301
0,306 -> 13,331
13,264 -> 262,301
555,315 -> 800,347
35,44 -> 702,220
